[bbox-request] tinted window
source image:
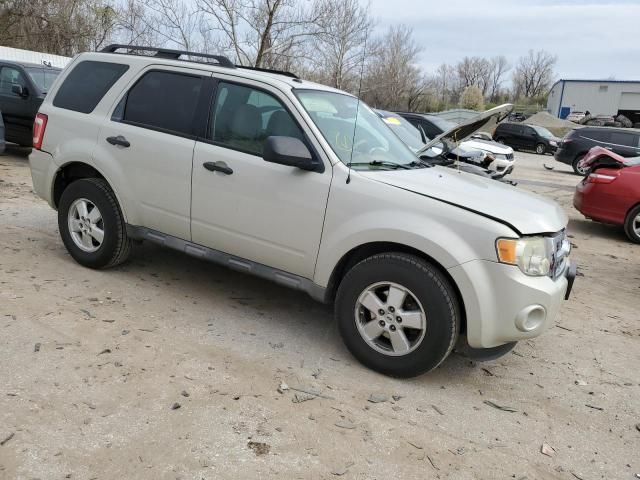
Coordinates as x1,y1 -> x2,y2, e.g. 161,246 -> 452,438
0,66 -> 27,95
54,61 -> 128,113
210,82 -> 304,156
610,131 -> 637,147
123,70 -> 203,136
584,129 -> 610,142
25,67 -> 60,92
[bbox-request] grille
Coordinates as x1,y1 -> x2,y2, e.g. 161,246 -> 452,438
506,153 -> 514,160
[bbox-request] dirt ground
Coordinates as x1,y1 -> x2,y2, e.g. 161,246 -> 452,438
0,146 -> 638,480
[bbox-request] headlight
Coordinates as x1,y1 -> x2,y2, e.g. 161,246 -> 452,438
496,237 -> 552,276
550,140 -> 558,146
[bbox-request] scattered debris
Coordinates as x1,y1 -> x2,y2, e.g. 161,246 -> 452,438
556,324 -> 573,332
247,441 -> 270,455
97,348 -> 111,355
0,432 -> 15,446
277,382 -> 289,394
574,379 -> 588,386
585,404 -> 603,411
571,472 -> 585,480
180,390 -> 190,398
330,462 -> 354,476
543,164 -> 554,170
541,443 -> 556,457
635,423 -> 640,433
481,367 -> 494,376
289,386 -> 333,400
292,392 -> 315,403
80,309 -> 95,318
483,400 -> 517,413
367,393 -> 388,404
170,402 -> 181,410
392,395 -> 402,401
407,440 -> 423,450
431,405 -> 444,416
426,455 -> 439,470
34,343 -> 41,352
334,420 -> 356,430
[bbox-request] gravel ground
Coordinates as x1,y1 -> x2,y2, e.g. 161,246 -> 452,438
0,147 -> 638,480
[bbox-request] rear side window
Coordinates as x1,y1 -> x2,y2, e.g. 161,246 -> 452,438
610,131 -> 637,147
54,61 -> 128,113
122,70 -> 203,137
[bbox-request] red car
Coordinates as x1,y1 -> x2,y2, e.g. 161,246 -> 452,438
573,146 -> 640,243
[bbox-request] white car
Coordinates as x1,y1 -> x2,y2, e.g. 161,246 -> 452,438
29,45 -> 575,377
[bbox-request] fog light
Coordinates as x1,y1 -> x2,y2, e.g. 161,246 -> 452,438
515,305 -> 546,332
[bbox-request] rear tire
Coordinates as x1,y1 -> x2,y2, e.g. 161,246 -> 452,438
58,178 -> 131,269
535,143 -> 546,155
335,253 -> 460,378
624,205 -> 640,244
572,155 -> 587,175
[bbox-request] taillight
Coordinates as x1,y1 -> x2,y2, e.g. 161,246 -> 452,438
587,172 -> 619,184
33,113 -> 48,150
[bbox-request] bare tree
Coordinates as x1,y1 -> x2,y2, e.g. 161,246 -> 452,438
361,25 -> 422,111
196,0 -> 329,68
138,0 -> 200,51
512,49 -> 557,99
487,55 -> 509,102
310,0 -> 373,91
460,85 -> 484,110
456,56 -> 491,96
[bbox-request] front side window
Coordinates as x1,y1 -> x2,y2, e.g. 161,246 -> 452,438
209,82 -> 304,156
122,70 -> 203,136
0,67 -> 27,95
295,89 -> 417,169
531,125 -> 554,138
54,61 -> 128,113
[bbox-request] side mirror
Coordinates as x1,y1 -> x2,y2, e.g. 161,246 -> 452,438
263,136 -> 320,172
11,84 -> 27,97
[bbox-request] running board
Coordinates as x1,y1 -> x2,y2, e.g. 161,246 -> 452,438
126,225 -> 327,302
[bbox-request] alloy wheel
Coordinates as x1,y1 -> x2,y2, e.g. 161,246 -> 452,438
354,282 -> 427,356
67,198 -> 104,253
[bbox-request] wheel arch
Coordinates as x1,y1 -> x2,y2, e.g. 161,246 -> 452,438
323,241 -> 467,334
52,162 -> 127,222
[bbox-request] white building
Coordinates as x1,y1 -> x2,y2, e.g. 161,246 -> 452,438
0,46 -> 70,69
547,79 -> 640,124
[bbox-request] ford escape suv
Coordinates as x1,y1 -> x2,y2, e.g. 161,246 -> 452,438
29,45 -> 576,377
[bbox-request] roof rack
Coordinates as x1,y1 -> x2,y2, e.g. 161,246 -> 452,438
101,44 -> 235,68
236,65 -> 299,79
100,44 -> 300,79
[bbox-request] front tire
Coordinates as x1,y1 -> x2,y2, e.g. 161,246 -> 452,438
624,205 -> 640,244
58,178 -> 131,269
535,143 -> 546,155
335,253 -> 460,377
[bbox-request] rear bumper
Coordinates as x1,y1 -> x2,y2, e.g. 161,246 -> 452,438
554,147 -> 574,165
28,148 -> 56,208
448,259 -> 571,349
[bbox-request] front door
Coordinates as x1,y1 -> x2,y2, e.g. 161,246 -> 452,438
98,66 -> 210,239
0,65 -> 39,145
191,78 -> 332,278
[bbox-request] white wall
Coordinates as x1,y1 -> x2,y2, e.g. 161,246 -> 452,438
0,46 -> 71,69
547,80 -> 640,117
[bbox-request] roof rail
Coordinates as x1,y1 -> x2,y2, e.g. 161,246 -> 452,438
100,44 -> 235,68
236,64 -> 299,79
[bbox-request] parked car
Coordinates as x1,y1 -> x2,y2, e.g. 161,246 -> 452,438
375,109 -> 505,180
493,122 -> 560,155
555,126 -> 640,175
0,110 -> 5,154
573,147 -> 640,243
397,112 -> 516,176
470,132 -> 493,142
0,60 -> 61,146
566,111 -> 586,123
29,44 -> 575,377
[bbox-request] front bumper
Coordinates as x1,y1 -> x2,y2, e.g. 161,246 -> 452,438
448,259 -> 574,348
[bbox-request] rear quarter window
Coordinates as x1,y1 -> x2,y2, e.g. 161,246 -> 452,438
53,61 -> 128,114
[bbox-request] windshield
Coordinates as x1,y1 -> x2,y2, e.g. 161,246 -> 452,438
426,116 -> 457,133
26,67 -> 60,92
295,90 -> 418,169
378,113 -> 425,152
530,125 -> 554,138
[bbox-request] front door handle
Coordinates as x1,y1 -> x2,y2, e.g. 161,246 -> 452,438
203,161 -> 233,175
106,135 -> 130,148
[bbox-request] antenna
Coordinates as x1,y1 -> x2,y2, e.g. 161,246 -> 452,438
346,26 -> 369,184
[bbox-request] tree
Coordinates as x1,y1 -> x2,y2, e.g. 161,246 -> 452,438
512,49 -> 557,99
309,0 -> 372,91
460,85 -> 484,110
456,56 -> 491,96
360,25 -> 422,111
487,55 -> 509,102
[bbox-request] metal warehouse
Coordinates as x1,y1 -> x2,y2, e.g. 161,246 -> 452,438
547,79 -> 640,124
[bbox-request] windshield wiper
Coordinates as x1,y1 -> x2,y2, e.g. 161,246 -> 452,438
349,160 -> 411,170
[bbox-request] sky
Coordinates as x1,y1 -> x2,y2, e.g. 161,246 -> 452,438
367,0 -> 640,82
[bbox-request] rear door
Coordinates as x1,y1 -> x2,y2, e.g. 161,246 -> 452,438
190,77 -> 332,278
607,131 -> 640,158
98,66 -> 211,240
520,125 -> 537,149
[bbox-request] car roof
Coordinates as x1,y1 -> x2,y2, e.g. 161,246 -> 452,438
83,51 -> 349,96
582,126 -> 640,134
0,59 -> 62,70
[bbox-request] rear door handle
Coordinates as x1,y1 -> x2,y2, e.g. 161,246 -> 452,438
203,161 -> 233,175
106,135 -> 130,148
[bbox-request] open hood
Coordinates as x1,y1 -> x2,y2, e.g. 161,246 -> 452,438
417,104 -> 514,155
